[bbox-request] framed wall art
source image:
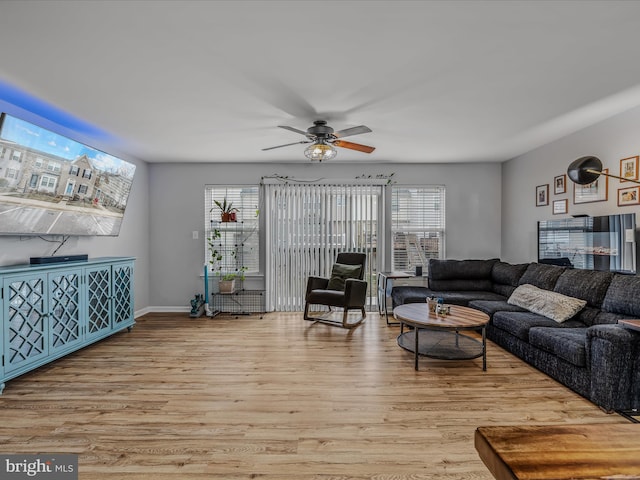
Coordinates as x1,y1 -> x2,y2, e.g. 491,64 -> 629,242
554,174 -> 566,195
552,199 -> 568,215
618,186 -> 640,206
574,169 -> 608,204
620,156 -> 639,183
536,184 -> 549,207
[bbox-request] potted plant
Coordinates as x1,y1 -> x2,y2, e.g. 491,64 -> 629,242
213,198 -> 238,222
218,273 -> 237,294
217,267 -> 247,294
218,267 -> 247,294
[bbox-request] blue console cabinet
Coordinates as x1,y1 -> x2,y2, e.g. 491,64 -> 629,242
0,256 -> 134,393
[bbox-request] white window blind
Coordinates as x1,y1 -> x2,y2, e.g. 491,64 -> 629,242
391,185 -> 445,272
204,185 -> 260,274
263,181 -> 383,312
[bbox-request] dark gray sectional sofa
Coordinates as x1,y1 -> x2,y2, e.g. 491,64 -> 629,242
391,258 -> 640,412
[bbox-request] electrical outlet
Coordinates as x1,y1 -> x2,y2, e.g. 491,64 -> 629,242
192,231 -> 199,240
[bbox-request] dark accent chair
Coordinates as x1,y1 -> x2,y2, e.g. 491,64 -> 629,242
303,252 -> 368,328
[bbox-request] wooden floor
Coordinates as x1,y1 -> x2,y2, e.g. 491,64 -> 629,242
0,312 -> 629,479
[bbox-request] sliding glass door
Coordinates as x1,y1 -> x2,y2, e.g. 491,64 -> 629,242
263,182 -> 383,311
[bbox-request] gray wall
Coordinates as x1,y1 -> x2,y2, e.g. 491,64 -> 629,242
148,161 -> 502,309
0,101 -> 151,313
502,104 -> 640,263
4,94 -> 639,312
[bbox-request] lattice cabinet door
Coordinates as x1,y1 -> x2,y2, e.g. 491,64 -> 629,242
85,264 -> 112,342
48,268 -> 84,355
0,257 -> 135,393
3,273 -> 48,374
112,262 -> 133,328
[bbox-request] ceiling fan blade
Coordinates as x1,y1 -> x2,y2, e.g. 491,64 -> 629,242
278,125 -> 309,136
262,140 -> 311,151
333,140 -> 375,154
333,125 -> 372,138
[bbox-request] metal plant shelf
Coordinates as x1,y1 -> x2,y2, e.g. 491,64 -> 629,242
212,289 -> 265,318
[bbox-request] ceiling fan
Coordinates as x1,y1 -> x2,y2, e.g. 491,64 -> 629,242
262,120 -> 375,161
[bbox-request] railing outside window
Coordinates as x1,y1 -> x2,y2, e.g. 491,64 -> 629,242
391,186 -> 445,273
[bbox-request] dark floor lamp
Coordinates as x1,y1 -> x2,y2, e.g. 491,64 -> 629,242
568,156 -> 640,185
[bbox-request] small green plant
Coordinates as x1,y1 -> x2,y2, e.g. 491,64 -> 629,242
213,198 -> 238,214
221,267 -> 247,282
208,227 -> 247,282
207,228 -> 223,276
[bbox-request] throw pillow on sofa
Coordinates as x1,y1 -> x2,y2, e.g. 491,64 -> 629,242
508,284 -> 587,323
327,263 -> 362,291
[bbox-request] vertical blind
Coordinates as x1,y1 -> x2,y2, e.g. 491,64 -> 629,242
263,182 -> 383,312
391,185 -> 446,272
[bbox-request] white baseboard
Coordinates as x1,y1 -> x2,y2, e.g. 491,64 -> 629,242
134,306 -> 190,318
134,307 -> 152,318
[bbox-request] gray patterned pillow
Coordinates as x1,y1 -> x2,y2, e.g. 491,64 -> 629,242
508,284 -> 586,323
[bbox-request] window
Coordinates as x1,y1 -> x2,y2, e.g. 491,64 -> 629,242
69,165 -> 79,175
391,186 -> 445,273
78,185 -> 88,194
40,175 -> 57,190
11,150 -> 22,162
47,161 -> 61,173
5,168 -> 17,179
34,157 -> 43,168
83,169 -> 92,179
204,185 -> 260,275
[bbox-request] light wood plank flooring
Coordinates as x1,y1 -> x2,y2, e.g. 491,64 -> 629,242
0,312 -> 629,479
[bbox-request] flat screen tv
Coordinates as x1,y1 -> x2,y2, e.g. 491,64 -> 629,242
538,213 -> 636,274
0,113 -> 135,236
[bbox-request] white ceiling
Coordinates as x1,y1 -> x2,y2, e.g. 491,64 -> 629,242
2,0 -> 640,164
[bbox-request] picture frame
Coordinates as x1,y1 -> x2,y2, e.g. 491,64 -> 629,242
553,174 -> 566,195
573,169 -> 608,204
618,186 -> 640,206
536,184 -> 549,207
620,156 -> 639,183
552,199 -> 568,215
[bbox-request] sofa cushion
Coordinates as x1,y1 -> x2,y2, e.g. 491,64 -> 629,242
529,327 -> 588,367
602,274 -> 640,317
426,290 -> 506,306
391,286 -> 429,308
492,311 -> 571,341
593,310 -> 639,326
518,263 -> 566,290
508,284 -> 587,323
468,300 -> 527,318
326,263 -> 362,291
553,269 -> 614,308
427,278 -> 494,291
491,261 -> 530,297
429,258 -> 498,280
573,306 -> 601,327
428,258 -> 498,291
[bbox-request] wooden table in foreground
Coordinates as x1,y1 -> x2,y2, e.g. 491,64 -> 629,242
475,424 -> 640,480
619,319 -> 640,332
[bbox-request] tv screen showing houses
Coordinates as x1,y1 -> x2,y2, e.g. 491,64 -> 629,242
0,113 -> 135,236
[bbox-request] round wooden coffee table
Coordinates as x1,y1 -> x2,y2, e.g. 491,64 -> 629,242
393,303 -> 489,371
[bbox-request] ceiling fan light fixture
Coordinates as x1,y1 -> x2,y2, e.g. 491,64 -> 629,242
304,142 -> 337,162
